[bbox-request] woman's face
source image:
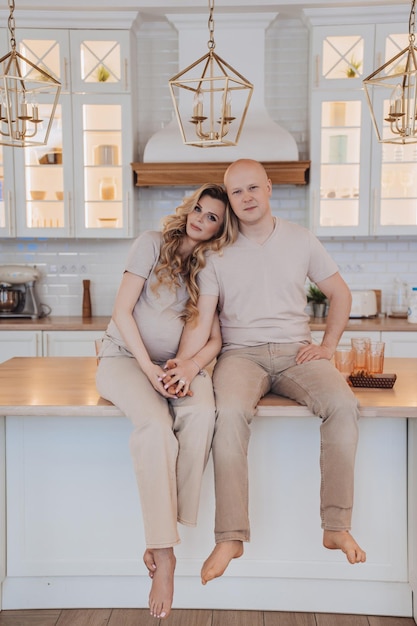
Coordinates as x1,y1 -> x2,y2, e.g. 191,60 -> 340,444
185,194 -> 226,244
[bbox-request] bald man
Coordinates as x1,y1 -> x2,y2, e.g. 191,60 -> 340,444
174,159 -> 366,585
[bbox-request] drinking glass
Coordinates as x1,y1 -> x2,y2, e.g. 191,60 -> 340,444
367,341 -> 385,374
334,347 -> 354,379
351,336 -> 371,374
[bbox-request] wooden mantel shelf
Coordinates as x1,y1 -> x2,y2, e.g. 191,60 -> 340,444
131,161 -> 310,187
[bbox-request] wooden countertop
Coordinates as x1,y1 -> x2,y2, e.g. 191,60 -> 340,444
309,316 -> 416,332
0,315 -> 110,331
1,357 -> 416,419
0,315 -> 415,332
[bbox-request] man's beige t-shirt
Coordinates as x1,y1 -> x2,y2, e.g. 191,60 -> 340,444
198,218 -> 338,352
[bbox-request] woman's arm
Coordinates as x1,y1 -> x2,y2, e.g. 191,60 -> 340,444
163,294 -> 220,396
112,271 -> 176,398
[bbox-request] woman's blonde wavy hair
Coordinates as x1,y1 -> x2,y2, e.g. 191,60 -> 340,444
153,183 -> 238,323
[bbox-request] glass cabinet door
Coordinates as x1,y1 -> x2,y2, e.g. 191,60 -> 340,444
311,25 -> 375,89
370,25 -> 417,235
17,29 -> 70,92
13,96 -> 73,238
72,94 -> 133,238
370,93 -> 417,236
0,29 -> 15,237
70,30 -> 130,93
7,29 -> 133,239
310,91 -> 372,236
0,144 -> 15,237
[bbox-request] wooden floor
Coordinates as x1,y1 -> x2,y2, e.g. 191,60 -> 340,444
0,610 -> 415,626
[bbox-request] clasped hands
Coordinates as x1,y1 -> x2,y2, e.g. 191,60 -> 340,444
159,357 -> 199,398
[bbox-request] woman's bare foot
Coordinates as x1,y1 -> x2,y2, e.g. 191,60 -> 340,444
201,540 -> 244,585
148,547 -> 176,619
143,549 -> 156,579
323,529 -> 366,564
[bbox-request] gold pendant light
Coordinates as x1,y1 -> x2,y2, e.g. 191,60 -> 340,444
363,0 -> 417,144
168,0 -> 253,148
0,0 -> 61,147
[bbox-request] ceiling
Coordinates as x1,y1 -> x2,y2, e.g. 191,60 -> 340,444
1,0 -> 412,19
0,0 -> 411,32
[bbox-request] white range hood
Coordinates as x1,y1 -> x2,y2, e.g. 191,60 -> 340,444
143,13 -> 299,163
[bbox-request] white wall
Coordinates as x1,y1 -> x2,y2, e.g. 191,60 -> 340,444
0,16 -> 416,317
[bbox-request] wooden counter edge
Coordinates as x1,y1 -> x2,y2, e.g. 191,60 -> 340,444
1,357 -> 416,420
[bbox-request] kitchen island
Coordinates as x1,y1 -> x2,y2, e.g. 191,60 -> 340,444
0,357 -> 416,620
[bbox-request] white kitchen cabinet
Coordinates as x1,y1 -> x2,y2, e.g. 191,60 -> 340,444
1,29 -> 134,239
0,330 -> 103,361
0,331 -> 42,364
311,329 -> 380,347
0,143 -> 16,238
310,91 -> 372,236
382,331 -> 417,358
306,11 -> 417,237
43,331 -> 103,357
71,94 -> 133,238
312,327 -> 417,360
69,30 -> 131,94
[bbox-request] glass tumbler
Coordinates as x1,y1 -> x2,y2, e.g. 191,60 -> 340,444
351,336 -> 371,374
367,341 -> 385,374
334,347 -> 354,379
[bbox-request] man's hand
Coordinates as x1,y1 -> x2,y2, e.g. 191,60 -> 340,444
162,358 -> 194,397
295,343 -> 333,365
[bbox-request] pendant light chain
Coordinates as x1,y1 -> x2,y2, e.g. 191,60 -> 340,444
208,0 -> 215,51
8,0 -> 16,51
409,0 -> 416,42
168,0 -> 253,147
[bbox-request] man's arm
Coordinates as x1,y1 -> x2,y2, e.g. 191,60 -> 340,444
296,272 -> 351,364
177,294 -> 219,360
161,294 -> 219,394
318,272 -> 352,352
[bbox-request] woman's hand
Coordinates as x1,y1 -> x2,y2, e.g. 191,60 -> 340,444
143,362 -> 179,399
162,358 -> 200,397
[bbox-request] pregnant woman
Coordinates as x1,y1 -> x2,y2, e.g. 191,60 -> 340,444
96,183 -> 236,619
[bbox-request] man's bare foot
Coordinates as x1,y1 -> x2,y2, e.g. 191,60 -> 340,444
201,540 -> 244,585
148,547 -> 176,619
143,549 -> 156,579
323,529 -> 366,564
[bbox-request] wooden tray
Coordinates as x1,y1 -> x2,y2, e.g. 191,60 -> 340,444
349,373 -> 397,388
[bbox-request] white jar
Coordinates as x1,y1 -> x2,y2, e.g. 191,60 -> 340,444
407,287 -> 417,324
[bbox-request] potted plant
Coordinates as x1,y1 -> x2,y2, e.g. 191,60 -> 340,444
97,65 -> 110,82
307,283 -> 328,318
345,56 -> 361,78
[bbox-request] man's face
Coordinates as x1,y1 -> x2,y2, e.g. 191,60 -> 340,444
224,162 -> 272,225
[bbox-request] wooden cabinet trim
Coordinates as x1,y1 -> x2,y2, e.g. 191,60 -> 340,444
131,161 -> 310,187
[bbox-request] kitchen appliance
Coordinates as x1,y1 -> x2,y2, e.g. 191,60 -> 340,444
350,290 -> 378,318
0,265 -> 46,318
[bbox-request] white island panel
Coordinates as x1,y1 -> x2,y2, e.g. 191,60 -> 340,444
3,413 -> 409,615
